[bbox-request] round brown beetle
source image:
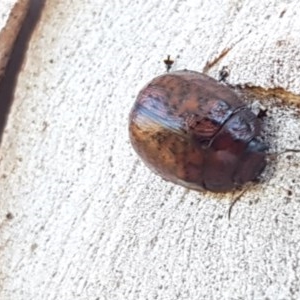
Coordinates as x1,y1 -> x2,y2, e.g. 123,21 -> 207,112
129,70 -> 267,192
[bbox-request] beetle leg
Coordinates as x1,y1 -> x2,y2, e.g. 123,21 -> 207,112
228,189 -> 247,219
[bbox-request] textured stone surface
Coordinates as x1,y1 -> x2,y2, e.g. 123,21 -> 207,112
0,1 -> 300,299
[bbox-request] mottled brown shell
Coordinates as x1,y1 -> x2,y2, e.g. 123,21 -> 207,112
129,70 -> 266,192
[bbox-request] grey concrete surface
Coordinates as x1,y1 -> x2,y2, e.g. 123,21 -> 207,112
0,1 -> 300,299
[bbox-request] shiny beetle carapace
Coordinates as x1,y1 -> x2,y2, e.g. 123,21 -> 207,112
129,70 -> 267,192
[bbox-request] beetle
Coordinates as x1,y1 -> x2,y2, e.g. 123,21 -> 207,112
128,69 -> 267,193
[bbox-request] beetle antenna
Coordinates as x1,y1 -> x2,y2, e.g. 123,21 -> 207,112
277,149 -> 300,155
267,149 -> 300,160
